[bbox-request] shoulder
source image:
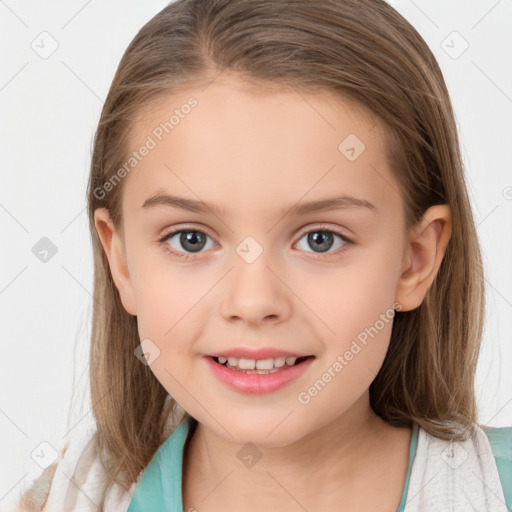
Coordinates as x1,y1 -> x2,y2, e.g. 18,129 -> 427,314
11,428 -> 135,512
10,430 -> 92,512
407,421 -> 512,511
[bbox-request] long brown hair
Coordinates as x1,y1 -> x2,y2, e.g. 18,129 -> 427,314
86,0 -> 485,503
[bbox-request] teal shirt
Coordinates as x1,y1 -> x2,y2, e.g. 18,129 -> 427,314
128,418 -> 511,512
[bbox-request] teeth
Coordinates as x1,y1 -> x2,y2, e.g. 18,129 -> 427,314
274,357 -> 286,368
238,358 -> 256,370
215,355 -> 304,371
227,357 -> 238,367
256,358 -> 274,370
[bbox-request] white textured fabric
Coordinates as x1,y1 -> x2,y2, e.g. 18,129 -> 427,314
403,422 -> 508,511
31,396 -> 184,512
38,399 -> 185,512
17,415 -> 507,512
40,431 -> 136,512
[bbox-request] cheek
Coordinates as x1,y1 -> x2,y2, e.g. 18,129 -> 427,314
293,247 -> 400,347
135,271 -> 203,348
133,263 -> 208,407
293,263 -> 397,423
131,254 -> 217,376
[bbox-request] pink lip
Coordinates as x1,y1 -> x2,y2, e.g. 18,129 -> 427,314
206,348 -> 312,359
205,355 -> 315,394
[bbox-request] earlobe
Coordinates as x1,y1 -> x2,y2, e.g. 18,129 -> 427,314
394,204 -> 452,311
93,208 -> 137,316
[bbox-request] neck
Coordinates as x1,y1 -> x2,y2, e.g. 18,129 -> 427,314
182,392 -> 411,511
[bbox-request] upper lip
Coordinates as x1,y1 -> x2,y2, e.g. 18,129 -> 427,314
206,348 -> 313,359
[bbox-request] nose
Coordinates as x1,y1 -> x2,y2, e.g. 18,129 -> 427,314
219,255 -> 292,327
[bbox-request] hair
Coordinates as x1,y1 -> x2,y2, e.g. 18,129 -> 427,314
85,0 -> 485,505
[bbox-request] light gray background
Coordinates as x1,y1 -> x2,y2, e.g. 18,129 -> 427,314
1,0 -> 511,508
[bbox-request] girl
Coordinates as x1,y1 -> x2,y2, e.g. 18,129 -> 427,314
13,0 -> 512,511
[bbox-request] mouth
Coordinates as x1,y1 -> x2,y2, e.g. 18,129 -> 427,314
210,355 -> 315,374
205,353 -> 316,394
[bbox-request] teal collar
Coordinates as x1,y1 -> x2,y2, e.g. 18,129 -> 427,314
127,415 -> 195,511
396,422 -> 419,511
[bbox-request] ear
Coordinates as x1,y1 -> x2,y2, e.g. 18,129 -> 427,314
94,207 -> 137,316
394,204 -> 452,312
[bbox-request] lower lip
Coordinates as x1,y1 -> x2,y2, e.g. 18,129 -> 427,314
205,356 -> 315,394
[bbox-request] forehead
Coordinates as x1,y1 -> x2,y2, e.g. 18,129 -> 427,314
122,74 -> 402,221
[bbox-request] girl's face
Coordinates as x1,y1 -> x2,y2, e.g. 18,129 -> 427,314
96,74 -> 415,446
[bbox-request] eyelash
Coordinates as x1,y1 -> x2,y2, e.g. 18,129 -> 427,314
157,224 -> 354,261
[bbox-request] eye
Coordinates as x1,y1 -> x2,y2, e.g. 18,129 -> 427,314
158,227 -> 215,260
294,225 -> 353,258
158,224 -> 353,261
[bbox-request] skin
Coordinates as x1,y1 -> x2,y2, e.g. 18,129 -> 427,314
95,72 -> 452,511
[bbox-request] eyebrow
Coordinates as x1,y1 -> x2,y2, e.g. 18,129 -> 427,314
141,192 -> 377,217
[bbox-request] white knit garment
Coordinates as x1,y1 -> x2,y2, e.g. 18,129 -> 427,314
40,402 -> 183,512
36,419 -> 508,512
403,423 -> 508,511
40,432 -> 136,512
